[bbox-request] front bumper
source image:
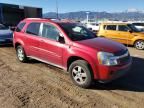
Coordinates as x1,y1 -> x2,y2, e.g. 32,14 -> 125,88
0,38 -> 13,45
97,58 -> 132,83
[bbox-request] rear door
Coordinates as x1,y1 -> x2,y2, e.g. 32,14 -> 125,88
24,22 -> 41,58
104,25 -> 118,40
38,23 -> 64,67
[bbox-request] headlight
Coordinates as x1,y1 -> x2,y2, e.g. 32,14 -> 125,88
97,52 -> 118,66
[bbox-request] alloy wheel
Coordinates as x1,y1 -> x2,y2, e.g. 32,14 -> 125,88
135,41 -> 144,50
72,66 -> 87,84
17,47 -> 25,61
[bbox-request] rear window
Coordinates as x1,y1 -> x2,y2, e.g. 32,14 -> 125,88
106,25 -> 116,30
16,22 -> 26,32
26,23 -> 40,36
0,24 -> 8,30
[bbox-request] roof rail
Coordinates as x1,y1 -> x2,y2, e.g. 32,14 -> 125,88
24,18 -> 42,20
23,18 -> 53,22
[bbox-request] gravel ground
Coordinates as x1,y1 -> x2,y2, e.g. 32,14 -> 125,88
0,46 -> 144,108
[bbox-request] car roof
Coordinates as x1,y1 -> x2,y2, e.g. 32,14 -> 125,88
100,23 -> 129,25
22,18 -> 52,22
22,18 -> 76,24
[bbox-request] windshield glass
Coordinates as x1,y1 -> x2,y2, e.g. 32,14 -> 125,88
58,23 -> 96,41
127,24 -> 141,32
0,24 -> 8,30
133,23 -> 144,26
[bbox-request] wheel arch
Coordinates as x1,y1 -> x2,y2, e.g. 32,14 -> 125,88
67,56 -> 94,78
133,39 -> 144,45
15,42 -> 22,49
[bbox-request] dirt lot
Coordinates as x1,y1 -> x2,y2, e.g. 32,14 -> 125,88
0,46 -> 144,108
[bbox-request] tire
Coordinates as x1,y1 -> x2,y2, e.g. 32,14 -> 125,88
16,45 -> 28,62
69,60 -> 93,88
134,40 -> 144,50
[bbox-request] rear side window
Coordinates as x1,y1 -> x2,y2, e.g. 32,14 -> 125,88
106,25 -> 116,30
16,22 -> 26,32
26,23 -> 40,36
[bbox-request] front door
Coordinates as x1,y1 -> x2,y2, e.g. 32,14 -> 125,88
39,23 -> 64,66
117,25 -> 133,44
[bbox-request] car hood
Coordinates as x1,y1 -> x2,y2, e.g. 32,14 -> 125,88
74,37 -> 127,54
0,29 -> 12,35
132,32 -> 144,36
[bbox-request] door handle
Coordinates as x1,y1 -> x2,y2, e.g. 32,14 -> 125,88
40,40 -> 45,43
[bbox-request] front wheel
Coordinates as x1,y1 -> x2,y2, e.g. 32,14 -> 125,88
134,40 -> 144,50
69,60 -> 93,88
16,45 -> 28,62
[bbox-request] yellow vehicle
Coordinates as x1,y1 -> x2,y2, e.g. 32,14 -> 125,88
98,23 -> 144,50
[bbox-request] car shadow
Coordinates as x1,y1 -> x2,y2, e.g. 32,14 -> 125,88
91,56 -> 144,92
30,58 -> 64,71
0,44 -> 13,47
28,59 -> 42,64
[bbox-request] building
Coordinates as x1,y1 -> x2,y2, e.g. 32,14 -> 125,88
0,3 -> 42,26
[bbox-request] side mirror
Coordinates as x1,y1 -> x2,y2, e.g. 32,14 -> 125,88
128,30 -> 133,33
57,33 -> 65,44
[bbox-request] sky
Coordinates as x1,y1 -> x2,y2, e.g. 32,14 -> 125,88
0,0 -> 144,13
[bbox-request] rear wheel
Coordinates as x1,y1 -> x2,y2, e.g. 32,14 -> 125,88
69,60 -> 93,88
16,45 -> 28,62
134,40 -> 144,50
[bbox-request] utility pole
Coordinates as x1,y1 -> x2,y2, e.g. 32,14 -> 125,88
86,12 -> 90,24
56,0 -> 59,19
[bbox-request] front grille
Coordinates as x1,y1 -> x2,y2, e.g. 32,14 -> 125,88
118,54 -> 130,65
114,49 -> 128,56
114,49 -> 131,65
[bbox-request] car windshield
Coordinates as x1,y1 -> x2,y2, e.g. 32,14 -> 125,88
58,23 -> 96,41
133,23 -> 144,26
0,24 -> 8,30
127,24 -> 141,32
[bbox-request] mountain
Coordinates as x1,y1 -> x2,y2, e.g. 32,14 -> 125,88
43,11 -> 144,21
125,8 -> 144,13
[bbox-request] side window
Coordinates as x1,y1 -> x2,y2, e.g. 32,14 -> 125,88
26,23 -> 40,36
42,23 -> 60,41
16,22 -> 26,32
118,25 -> 129,31
106,25 -> 116,30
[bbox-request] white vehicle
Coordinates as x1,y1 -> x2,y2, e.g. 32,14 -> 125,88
132,23 -> 144,31
86,23 -> 99,32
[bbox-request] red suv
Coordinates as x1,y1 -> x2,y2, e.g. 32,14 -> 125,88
13,18 -> 132,88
